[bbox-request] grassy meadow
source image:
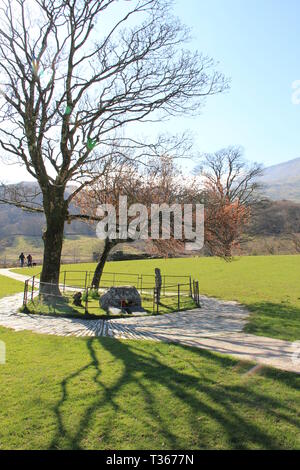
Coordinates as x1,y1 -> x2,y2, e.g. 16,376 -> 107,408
0,235 -> 103,266
0,274 -> 26,297
0,257 -> 299,449
2,233 -> 299,268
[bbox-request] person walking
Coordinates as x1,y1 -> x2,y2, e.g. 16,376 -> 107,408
27,254 -> 33,267
19,252 -> 25,268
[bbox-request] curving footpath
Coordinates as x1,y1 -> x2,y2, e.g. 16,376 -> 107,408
0,268 -> 299,373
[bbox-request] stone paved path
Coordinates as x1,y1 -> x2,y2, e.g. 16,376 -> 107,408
0,269 -> 299,373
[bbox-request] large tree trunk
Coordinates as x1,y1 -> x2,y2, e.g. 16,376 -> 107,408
40,187 -> 68,297
91,238 -> 116,289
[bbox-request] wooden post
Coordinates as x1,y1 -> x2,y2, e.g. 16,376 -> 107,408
196,281 -> 200,306
153,288 -> 156,314
155,268 -> 162,305
85,288 -> 89,315
31,276 -> 35,301
23,280 -> 28,307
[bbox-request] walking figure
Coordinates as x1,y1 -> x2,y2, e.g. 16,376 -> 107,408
19,252 -> 25,268
27,254 -> 33,267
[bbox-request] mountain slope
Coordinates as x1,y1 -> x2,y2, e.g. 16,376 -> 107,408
0,183 -> 94,240
260,157 -> 300,202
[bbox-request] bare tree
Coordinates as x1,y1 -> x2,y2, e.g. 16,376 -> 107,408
0,0 -> 228,293
196,146 -> 263,257
291,234 -> 300,253
75,155 -> 194,289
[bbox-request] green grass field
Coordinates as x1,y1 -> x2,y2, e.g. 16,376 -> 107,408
0,333 -> 299,450
0,274 -> 26,297
1,260 -> 300,449
0,235 -> 143,266
14,255 -> 300,341
0,235 -> 101,264
2,233 -> 299,267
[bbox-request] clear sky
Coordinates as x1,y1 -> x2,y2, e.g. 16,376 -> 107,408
170,0 -> 300,167
1,0 -> 299,182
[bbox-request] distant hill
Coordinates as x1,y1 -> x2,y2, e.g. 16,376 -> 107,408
260,157 -> 300,202
0,183 -> 94,240
2,170 -> 300,250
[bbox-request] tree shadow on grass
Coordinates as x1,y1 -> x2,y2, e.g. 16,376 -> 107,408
48,338 -> 300,450
244,301 -> 300,341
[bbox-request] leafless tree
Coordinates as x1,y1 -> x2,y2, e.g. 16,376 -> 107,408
291,234 -> 300,253
195,146 -> 263,257
75,155 -> 196,289
283,231 -> 300,254
196,146 -> 263,205
0,0 -> 228,293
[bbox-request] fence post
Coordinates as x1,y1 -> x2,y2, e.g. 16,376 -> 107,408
23,280 -> 28,307
85,288 -> 89,315
178,284 -> 180,311
31,276 -> 35,301
153,288 -> 156,314
153,287 -> 159,314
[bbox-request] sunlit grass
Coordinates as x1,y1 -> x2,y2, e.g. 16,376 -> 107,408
1,262 -> 300,449
0,274 -> 24,297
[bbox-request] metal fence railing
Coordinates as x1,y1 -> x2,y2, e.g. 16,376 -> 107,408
22,270 -> 201,316
60,270 -> 193,294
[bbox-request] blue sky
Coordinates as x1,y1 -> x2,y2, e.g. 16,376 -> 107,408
169,0 -> 300,167
1,0 -> 299,182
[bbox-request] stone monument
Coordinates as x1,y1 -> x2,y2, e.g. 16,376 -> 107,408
100,286 -> 141,312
